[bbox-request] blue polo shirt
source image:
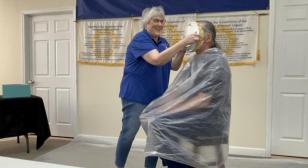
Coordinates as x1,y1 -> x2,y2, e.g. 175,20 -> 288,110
119,29 -> 171,105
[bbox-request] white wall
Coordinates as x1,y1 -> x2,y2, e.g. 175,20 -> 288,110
0,0 -> 269,150
78,15 -> 269,149
230,15 -> 268,148
0,0 -> 75,94
0,0 -> 20,89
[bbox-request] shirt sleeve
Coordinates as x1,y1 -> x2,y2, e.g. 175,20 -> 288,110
130,34 -> 156,59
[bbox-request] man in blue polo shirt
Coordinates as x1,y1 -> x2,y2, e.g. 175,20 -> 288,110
115,6 -> 199,168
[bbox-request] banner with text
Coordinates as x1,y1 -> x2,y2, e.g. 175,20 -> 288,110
78,14 -> 259,66
78,19 -> 132,65
198,14 -> 259,65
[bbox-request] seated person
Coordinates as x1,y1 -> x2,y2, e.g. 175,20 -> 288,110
140,21 -> 231,168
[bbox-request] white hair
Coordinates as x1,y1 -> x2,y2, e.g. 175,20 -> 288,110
142,6 -> 165,27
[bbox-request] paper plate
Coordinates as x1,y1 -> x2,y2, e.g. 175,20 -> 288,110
184,21 -> 205,52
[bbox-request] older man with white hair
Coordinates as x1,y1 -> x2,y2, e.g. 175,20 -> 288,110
116,6 -> 199,168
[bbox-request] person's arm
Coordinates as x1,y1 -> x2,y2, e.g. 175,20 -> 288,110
143,34 -> 198,66
168,92 -> 212,113
170,64 -> 226,113
171,49 -> 186,71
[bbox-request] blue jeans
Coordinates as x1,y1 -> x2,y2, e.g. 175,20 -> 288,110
115,99 -> 158,168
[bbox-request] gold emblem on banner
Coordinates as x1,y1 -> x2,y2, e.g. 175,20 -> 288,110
92,28 -> 120,57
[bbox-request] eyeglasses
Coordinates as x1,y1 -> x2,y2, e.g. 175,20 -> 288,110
151,18 -> 166,24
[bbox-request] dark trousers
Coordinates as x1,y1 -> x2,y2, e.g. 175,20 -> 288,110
162,159 -> 193,168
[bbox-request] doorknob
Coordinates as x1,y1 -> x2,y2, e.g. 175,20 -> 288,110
27,80 -> 35,85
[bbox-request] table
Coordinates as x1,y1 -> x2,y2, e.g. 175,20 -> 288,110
0,95 -> 51,152
0,156 -> 80,168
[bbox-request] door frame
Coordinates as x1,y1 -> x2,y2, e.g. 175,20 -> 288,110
265,0 -> 276,158
21,8 -> 78,137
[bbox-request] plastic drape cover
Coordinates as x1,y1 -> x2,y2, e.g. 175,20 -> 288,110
140,48 -> 231,168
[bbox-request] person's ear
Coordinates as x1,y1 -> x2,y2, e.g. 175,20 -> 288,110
205,32 -> 212,43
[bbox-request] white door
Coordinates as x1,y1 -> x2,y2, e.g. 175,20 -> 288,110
272,0 -> 308,157
29,13 -> 76,137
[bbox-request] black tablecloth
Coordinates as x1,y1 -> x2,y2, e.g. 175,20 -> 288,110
0,95 -> 51,149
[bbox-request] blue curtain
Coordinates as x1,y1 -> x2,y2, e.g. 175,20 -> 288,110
77,0 -> 269,20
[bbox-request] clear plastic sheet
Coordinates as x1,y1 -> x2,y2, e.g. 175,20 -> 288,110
140,48 -> 231,168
